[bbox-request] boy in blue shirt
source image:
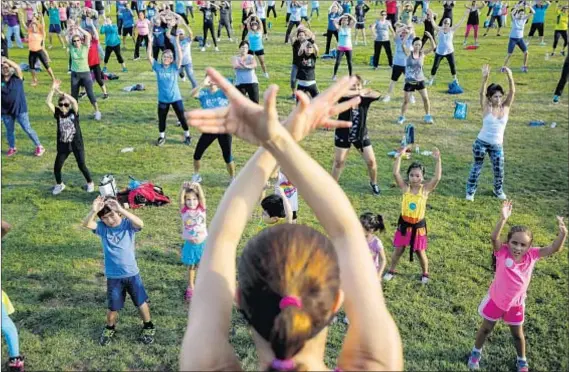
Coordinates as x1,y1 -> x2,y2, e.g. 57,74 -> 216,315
83,196 -> 155,346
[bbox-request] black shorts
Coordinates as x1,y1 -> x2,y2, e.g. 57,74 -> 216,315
404,81 -> 426,92
301,16 -> 309,22
334,128 -> 371,152
489,15 -> 502,28
29,50 -> 50,70
122,26 -> 133,36
528,22 -> 544,37
248,49 -> 265,56
391,65 -> 406,81
356,23 -> 365,29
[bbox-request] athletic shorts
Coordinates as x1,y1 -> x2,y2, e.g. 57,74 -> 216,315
356,22 -> 365,29
508,37 -> 527,54
49,24 -> 61,34
528,22 -> 544,37
404,81 -> 426,92
334,128 -> 371,152
107,273 -> 149,311
391,65 -> 406,81
478,294 -> 525,325
122,26 -> 133,37
248,49 -> 265,56
490,15 -> 502,28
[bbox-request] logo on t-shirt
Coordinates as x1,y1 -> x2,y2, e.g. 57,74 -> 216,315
505,258 -> 514,268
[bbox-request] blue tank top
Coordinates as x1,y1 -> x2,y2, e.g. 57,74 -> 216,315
248,31 -> 263,51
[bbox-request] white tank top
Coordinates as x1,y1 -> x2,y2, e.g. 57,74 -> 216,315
477,113 -> 509,145
435,30 -> 454,55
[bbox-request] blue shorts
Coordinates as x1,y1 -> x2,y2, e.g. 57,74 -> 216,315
181,240 -> 206,267
49,24 -> 61,34
106,274 -> 148,311
508,38 -> 527,54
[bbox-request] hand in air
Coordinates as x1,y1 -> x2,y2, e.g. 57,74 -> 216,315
500,200 -> 513,220
92,196 -> 105,213
482,64 -> 490,78
432,147 -> 440,160
556,216 -> 567,235
106,198 -> 122,212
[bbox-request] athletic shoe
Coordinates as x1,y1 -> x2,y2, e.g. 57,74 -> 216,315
521,66 -> 528,73
370,182 -> 381,196
467,350 -> 481,370
122,67 -> 128,72
462,40 -> 467,46
156,137 -> 166,146
383,271 -> 396,281
6,148 -> 17,157
191,174 -> 202,183
102,93 -> 109,100
85,182 -> 95,193
397,115 -> 406,125
102,66 -> 108,73
409,94 -> 416,104
184,287 -> 193,301
229,38 -> 233,42
493,191 -> 507,200
331,75 -> 337,81
474,42 -> 479,47
7,356 -> 24,372
184,136 -> 192,146
427,78 -> 434,86
215,46 -> 219,52
497,34 -> 501,36
67,70 -> 71,74
94,111 -> 102,121
466,194 -> 475,201
539,41 -> 547,46
201,47 -> 205,52
516,359 -> 529,372
421,273 -> 429,284
99,327 -> 116,346
181,76 -> 187,82
34,146 -> 45,157
52,183 -> 66,195
553,95 -> 560,104
344,317 -> 350,325
264,72 -> 269,78
550,52 -> 556,57
424,114 -> 434,124
206,43 -> 211,47
140,326 -> 156,345
133,57 -> 140,61
382,95 -> 391,103
78,91 -> 87,99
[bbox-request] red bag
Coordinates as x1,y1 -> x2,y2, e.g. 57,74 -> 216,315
127,183 -> 170,209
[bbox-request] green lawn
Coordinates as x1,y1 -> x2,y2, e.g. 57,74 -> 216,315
1,2 -> 568,371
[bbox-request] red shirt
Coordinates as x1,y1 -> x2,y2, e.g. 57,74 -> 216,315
88,38 -> 100,66
386,0 -> 397,14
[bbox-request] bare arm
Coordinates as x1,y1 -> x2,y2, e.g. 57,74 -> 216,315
46,84 -> 57,114
423,148 -> 442,194
2,57 -> 23,79
83,196 -> 105,230
194,183 -> 207,210
503,67 -> 515,107
108,199 -> 144,229
175,34 -> 182,69
147,32 -> 155,67
539,217 -> 567,258
178,183 -> 187,209
451,10 -> 469,32
421,31 -> 436,54
392,149 -> 408,191
276,187 -> 293,224
491,201 -> 512,252
480,64 -> 490,109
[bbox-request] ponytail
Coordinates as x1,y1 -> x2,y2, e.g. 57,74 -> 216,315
266,306 -> 311,371
375,214 -> 385,233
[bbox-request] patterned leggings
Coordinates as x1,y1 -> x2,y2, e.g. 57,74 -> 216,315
466,138 -> 504,196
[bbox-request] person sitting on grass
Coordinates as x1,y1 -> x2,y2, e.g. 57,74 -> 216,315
179,68 -> 402,371
259,187 -> 294,230
82,196 -> 156,347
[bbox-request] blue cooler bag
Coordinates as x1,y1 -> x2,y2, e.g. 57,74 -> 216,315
454,101 -> 468,120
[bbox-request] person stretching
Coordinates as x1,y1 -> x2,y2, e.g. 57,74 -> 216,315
502,4 -> 534,73
332,13 -> 356,79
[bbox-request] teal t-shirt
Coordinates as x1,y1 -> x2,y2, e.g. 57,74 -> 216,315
49,7 -> 60,25
100,24 -> 121,47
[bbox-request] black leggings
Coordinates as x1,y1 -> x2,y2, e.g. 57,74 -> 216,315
297,83 -> 319,98
104,45 -> 124,64
71,71 -> 97,104
236,83 -> 260,103
134,34 -> 149,59
554,54 -> 569,96
218,17 -> 232,38
152,45 -> 165,60
261,18 -> 267,34
412,0 -> 423,15
431,52 -> 456,76
285,20 -> 300,43
54,144 -> 92,184
553,30 -> 568,50
333,50 -> 353,76
187,6 -> 194,19
193,133 -> 233,163
241,27 -> 249,41
158,100 -> 189,133
387,13 -> 397,27
177,12 -> 189,25
203,21 -> 217,46
373,40 -> 392,67
89,64 -> 105,88
325,29 -> 339,54
267,5 -> 277,18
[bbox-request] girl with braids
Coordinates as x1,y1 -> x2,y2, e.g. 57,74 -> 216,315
383,146 -> 442,284
360,212 -> 387,277
180,69 -> 402,372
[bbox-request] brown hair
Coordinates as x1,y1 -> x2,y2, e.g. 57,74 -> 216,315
507,226 -> 533,245
237,224 -> 340,372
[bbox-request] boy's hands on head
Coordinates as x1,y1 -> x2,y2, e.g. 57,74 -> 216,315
92,196 -> 105,212
106,198 -> 122,212
500,200 -> 513,220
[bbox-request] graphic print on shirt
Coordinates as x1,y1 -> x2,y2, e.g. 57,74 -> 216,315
348,108 -> 360,142
58,113 -> 76,143
106,229 -> 127,245
183,209 -> 206,238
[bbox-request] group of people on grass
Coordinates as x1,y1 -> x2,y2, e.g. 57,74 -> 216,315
2,1 -> 569,372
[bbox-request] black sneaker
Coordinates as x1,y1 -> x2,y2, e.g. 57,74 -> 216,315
102,93 -> 109,100
370,182 -> 381,196
140,326 -> 155,345
184,136 -> 192,146
156,137 -> 166,146
99,327 -> 116,346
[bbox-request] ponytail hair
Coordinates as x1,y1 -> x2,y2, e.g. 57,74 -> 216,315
360,212 -> 386,233
238,224 -> 341,372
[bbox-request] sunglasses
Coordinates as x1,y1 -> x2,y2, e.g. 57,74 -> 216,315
72,39 -> 80,42
58,102 -> 70,108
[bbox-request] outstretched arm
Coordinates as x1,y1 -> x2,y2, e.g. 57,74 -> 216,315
539,217 -> 567,258
46,81 -> 58,114
491,201 -> 512,252
503,67 -> 515,107
424,148 -> 442,193
146,32 -> 155,67
480,64 -> 490,109
393,149 -> 408,191
421,31 -> 436,54
451,9 -> 469,31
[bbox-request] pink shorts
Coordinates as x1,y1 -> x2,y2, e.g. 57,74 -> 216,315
393,228 -> 428,251
478,294 -> 525,325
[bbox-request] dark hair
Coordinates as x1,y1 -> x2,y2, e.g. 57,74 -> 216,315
406,162 -> 426,177
261,194 -> 286,218
97,205 -> 113,219
360,213 -> 385,233
412,36 -> 422,45
507,226 -> 533,245
237,224 -> 340,372
239,40 -> 250,48
486,83 -> 505,99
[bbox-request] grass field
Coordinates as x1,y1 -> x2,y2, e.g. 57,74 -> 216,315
1,1 -> 568,371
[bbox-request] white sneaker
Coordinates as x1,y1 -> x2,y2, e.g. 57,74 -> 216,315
94,111 -> 102,121
409,94 -> 416,104
215,46 -> 219,52
382,95 -> 391,103
53,183 -> 66,195
264,72 -> 269,78
343,317 -> 350,325
494,191 -> 507,200
229,38 -> 233,42
201,47 -> 205,52
191,174 -> 202,183
383,272 -> 395,281
466,194 -> 474,201
85,182 -> 95,193
331,75 -> 337,81
421,275 -> 429,284
427,78 -> 434,86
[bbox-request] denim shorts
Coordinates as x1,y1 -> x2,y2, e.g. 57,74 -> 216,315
508,38 -> 527,54
107,273 -> 148,311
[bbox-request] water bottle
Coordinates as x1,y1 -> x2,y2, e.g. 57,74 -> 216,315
545,53 -> 550,61
421,150 -> 432,156
415,146 -> 420,154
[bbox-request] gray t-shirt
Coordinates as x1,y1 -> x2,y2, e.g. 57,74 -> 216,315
374,20 -> 390,41
405,52 -> 425,83
234,55 -> 259,85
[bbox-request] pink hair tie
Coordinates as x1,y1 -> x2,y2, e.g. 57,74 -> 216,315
271,358 -> 295,371
279,296 -> 302,310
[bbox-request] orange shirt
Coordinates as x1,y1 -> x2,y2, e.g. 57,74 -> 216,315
28,27 -> 44,52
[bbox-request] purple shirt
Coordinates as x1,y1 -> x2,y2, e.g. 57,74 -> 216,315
4,14 -> 19,27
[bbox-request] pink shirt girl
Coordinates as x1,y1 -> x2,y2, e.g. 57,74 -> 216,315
136,19 -> 150,36
368,236 -> 384,272
59,7 -> 68,21
181,206 -> 208,244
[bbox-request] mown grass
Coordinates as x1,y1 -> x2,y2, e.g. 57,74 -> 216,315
1,2 -> 568,371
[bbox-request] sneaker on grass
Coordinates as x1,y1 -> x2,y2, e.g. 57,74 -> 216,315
99,327 -> 116,346
140,327 -> 156,345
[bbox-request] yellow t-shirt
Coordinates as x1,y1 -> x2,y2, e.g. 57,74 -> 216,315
2,291 -> 15,314
555,9 -> 568,31
400,185 -> 428,224
257,217 -> 286,233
